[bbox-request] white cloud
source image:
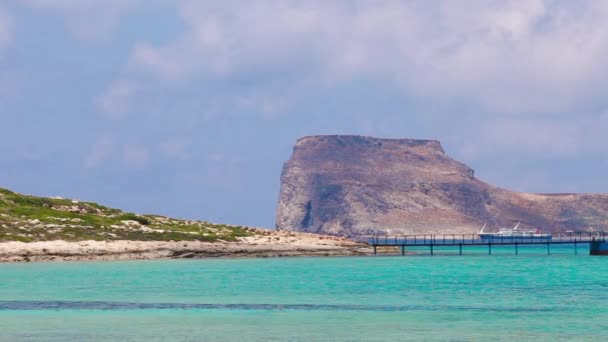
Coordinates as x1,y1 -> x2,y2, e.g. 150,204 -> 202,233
159,138 -> 191,160
480,118 -> 580,158
123,144 -> 150,168
95,80 -> 137,120
129,43 -> 183,80
457,113 -> 608,160
120,0 -> 608,115
85,139 -> 152,169
91,0 -> 608,159
0,8 -> 12,55
22,0 -> 141,40
234,91 -> 291,120
84,137 -> 114,168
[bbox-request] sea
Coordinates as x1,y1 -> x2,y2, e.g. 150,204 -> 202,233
1,244 -> 607,341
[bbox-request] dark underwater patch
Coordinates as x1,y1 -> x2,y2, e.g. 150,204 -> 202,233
0,301 -> 560,313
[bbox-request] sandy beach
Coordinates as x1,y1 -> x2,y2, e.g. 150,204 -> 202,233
0,230 -> 370,262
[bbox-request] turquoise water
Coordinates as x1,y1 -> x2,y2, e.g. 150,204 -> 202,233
1,245 -> 607,341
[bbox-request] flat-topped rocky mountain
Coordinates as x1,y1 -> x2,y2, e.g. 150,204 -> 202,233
276,135 -> 608,237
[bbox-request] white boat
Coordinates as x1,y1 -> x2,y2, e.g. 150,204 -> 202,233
478,222 -> 552,242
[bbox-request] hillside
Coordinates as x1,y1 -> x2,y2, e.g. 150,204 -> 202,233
0,187 -> 367,262
276,135 -> 608,237
0,188 -> 253,243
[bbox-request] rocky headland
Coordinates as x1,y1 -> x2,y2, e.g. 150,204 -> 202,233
276,135 -> 608,237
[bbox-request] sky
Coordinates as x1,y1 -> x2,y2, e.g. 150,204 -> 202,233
2,0 -> 608,228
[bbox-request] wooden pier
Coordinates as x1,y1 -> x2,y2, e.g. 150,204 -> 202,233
366,232 -> 608,256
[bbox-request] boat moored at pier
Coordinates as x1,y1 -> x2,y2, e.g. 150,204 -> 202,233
478,222 -> 552,242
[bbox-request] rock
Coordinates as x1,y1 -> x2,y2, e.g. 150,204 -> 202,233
121,220 -> 141,226
276,135 -> 608,237
177,252 -> 196,258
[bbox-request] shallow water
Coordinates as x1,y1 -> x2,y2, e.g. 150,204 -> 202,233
1,245 -> 607,341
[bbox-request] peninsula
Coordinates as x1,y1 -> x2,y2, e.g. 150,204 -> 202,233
0,188 -> 367,262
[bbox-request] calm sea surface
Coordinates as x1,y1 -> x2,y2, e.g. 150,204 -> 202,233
1,245 -> 607,341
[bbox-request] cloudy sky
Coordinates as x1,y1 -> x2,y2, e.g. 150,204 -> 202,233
2,0 -> 608,227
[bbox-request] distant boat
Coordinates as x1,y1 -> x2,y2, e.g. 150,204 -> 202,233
478,222 -> 552,242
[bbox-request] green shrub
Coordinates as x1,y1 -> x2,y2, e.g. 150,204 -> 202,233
118,213 -> 151,225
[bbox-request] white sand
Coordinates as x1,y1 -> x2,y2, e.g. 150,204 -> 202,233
0,230 -> 370,262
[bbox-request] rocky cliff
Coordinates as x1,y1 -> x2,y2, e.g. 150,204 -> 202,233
276,135 -> 608,237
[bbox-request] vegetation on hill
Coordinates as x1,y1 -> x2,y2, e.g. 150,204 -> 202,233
0,188 -> 254,242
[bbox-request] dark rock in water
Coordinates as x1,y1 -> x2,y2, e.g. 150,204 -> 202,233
276,135 -> 608,237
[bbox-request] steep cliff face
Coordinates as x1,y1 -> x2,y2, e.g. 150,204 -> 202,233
276,135 -> 608,237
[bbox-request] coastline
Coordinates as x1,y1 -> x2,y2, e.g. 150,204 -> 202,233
0,231 -> 371,263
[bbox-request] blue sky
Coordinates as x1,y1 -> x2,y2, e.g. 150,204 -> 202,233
2,0 -> 608,228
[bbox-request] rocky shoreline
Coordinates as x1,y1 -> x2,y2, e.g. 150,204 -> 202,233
0,231 -> 371,263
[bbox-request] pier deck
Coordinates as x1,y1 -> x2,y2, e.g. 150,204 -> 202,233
366,232 -> 608,256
